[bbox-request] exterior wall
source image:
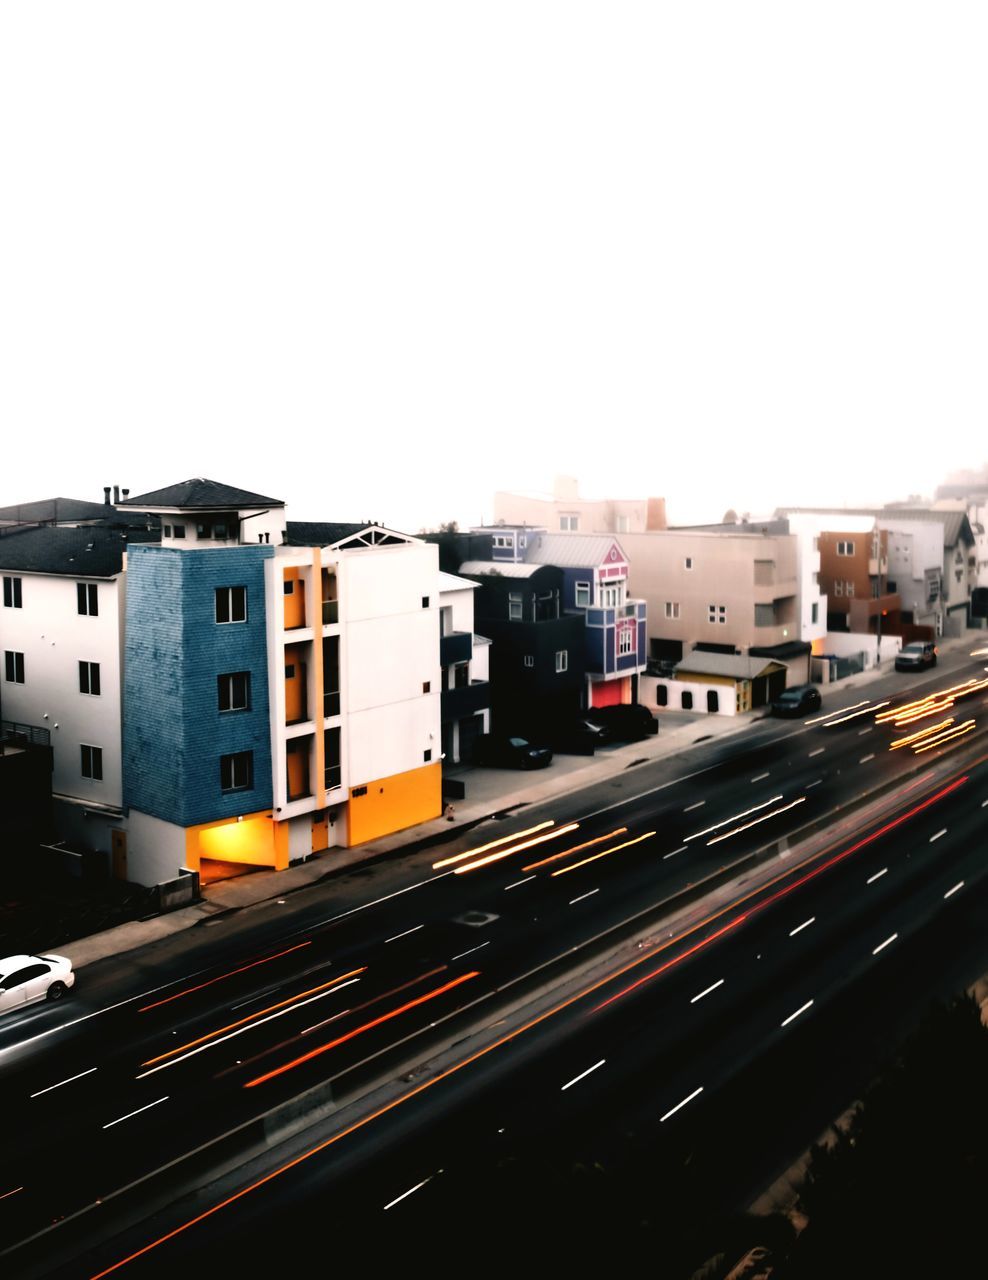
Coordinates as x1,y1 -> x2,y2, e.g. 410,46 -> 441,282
126,809 -> 189,886
0,570 -> 124,829
621,530 -> 799,655
970,503 -> 988,588
123,543 -> 274,830
644,674 -> 738,716
818,527 -> 884,617
783,513 -> 830,647
493,488 -> 666,534
880,519 -> 943,630
347,760 -> 442,845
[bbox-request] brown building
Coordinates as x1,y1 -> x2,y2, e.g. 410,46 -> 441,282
818,526 -> 901,635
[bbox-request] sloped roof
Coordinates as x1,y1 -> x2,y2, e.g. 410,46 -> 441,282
285,522 -> 417,549
120,478 -> 283,509
438,571 -> 478,592
674,651 -> 785,680
458,560 -> 541,578
523,532 -> 625,568
779,505 -> 973,548
0,497 -> 113,525
0,525 -> 158,578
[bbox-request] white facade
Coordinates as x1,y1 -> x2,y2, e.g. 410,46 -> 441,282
970,502 -> 988,588
878,518 -> 944,631
1,568 -> 125,850
438,571 -> 492,764
780,513 -> 831,646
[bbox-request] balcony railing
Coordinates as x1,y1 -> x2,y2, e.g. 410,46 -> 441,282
440,631 -> 473,666
585,600 -> 646,627
440,680 -> 490,722
1,719 -> 50,747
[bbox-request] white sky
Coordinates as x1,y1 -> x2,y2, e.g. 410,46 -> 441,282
3,3 -> 987,533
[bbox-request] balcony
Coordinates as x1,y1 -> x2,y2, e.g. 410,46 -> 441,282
440,631 -> 473,666
440,680 -> 490,723
585,600 -> 646,628
752,576 -> 798,605
1,719 -> 50,748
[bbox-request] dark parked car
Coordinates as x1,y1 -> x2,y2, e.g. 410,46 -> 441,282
586,702 -> 658,740
895,640 -> 937,672
543,716 -> 613,752
770,683 -> 822,717
472,733 -> 553,770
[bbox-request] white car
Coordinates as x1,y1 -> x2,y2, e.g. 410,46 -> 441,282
0,954 -> 75,1013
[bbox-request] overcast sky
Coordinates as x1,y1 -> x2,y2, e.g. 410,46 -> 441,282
3,3 -> 986,533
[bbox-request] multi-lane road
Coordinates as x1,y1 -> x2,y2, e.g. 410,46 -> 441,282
2,648 -> 987,1277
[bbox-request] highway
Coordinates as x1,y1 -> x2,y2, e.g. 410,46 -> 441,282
1,648 -> 986,1277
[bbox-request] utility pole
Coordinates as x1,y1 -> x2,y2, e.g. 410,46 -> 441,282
875,525 -> 883,667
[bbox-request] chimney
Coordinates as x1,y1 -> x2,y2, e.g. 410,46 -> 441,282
113,485 -> 120,504
103,486 -> 111,506
122,488 -> 130,500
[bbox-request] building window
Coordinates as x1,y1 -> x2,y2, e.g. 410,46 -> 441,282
524,655 -> 534,668
173,523 -> 186,538
79,660 -> 101,696
4,650 -> 25,683
708,604 -> 727,624
601,583 -> 624,608
811,602 -> 819,624
615,515 -> 629,534
837,540 -> 855,556
681,690 -> 694,710
81,744 -> 103,780
618,627 -> 633,655
2,576 -> 22,608
284,579 -> 294,595
508,592 -> 523,621
424,749 -> 432,762
423,681 -> 431,694
218,671 -> 250,712
493,535 -> 511,549
213,523 -> 229,540
518,536 -> 527,548
215,586 -> 247,624
684,557 -> 693,571
163,524 -> 172,537
422,596 -> 430,609
77,582 -> 98,616
560,514 -> 579,531
665,601 -> 680,620
555,650 -> 568,673
220,750 -> 254,792
575,581 -> 591,607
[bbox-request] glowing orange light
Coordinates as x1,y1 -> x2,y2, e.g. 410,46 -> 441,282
549,830 -> 656,876
432,821 -> 556,869
888,719 -> 953,750
522,827 -> 628,872
452,823 -> 580,874
912,720 -> 976,753
243,971 -> 481,1087
138,942 -> 313,1012
141,967 -> 367,1067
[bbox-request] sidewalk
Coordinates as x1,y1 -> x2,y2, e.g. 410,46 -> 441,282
65,630 -> 981,970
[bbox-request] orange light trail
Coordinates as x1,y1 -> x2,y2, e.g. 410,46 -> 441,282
889,719 -> 953,750
522,827 -> 628,872
243,971 -> 480,1088
88,764 -> 979,1279
140,968 -> 367,1067
550,831 -> 656,876
138,942 -> 313,1012
452,823 -> 580,874
432,821 -> 555,869
913,721 -> 976,753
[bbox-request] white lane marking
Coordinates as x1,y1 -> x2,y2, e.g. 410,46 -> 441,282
781,999 -> 814,1027
808,748 -> 825,758
858,727 -> 872,736
788,917 -> 815,937
823,700 -> 890,727
751,772 -> 770,783
859,754 -> 875,764
561,1059 -> 606,1091
707,796 -> 806,845
982,798 -> 988,808
385,924 -> 424,944
944,881 -> 964,899
690,979 -> 724,1004
683,800 -> 706,812
569,889 -> 599,906
663,846 -> 686,860
30,1066 -> 98,1098
804,700 -> 870,725
383,1175 -> 435,1210
660,1085 -> 703,1121
504,876 -> 536,891
806,778 -> 823,789
451,941 -> 490,962
685,796 -> 783,842
866,867 -> 888,884
872,933 -> 898,955
135,978 -> 362,1078
102,1096 -> 169,1129
929,828 -> 947,843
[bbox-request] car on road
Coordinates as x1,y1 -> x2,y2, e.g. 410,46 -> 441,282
894,640 -> 938,672
770,683 -> 822,717
0,954 -> 75,1013
586,702 -> 658,740
472,733 -> 553,770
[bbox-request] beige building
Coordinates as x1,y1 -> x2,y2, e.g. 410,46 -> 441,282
493,475 -> 666,536
621,527 -> 808,682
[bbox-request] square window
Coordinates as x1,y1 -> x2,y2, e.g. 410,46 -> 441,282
508,593 -> 523,621
77,582 -> 98,616
220,750 -> 253,792
216,586 -> 247,623
81,744 -> 103,780
3,576 -> 22,608
163,524 -> 172,537
575,582 -> 591,607
555,649 -> 568,673
218,671 -> 250,712
4,650 -> 25,683
423,748 -> 432,762
285,664 -> 296,679
523,654 -> 534,668
422,596 -> 430,609
284,580 -> 294,595
173,523 -> 186,538
423,681 -> 431,693
79,660 -> 101,696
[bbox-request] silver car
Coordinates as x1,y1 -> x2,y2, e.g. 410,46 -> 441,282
0,954 -> 75,1013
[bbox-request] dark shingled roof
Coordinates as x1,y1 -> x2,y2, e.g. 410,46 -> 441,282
0,497 -> 113,525
120,478 -> 283,509
286,522 -> 379,546
0,525 -> 159,578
